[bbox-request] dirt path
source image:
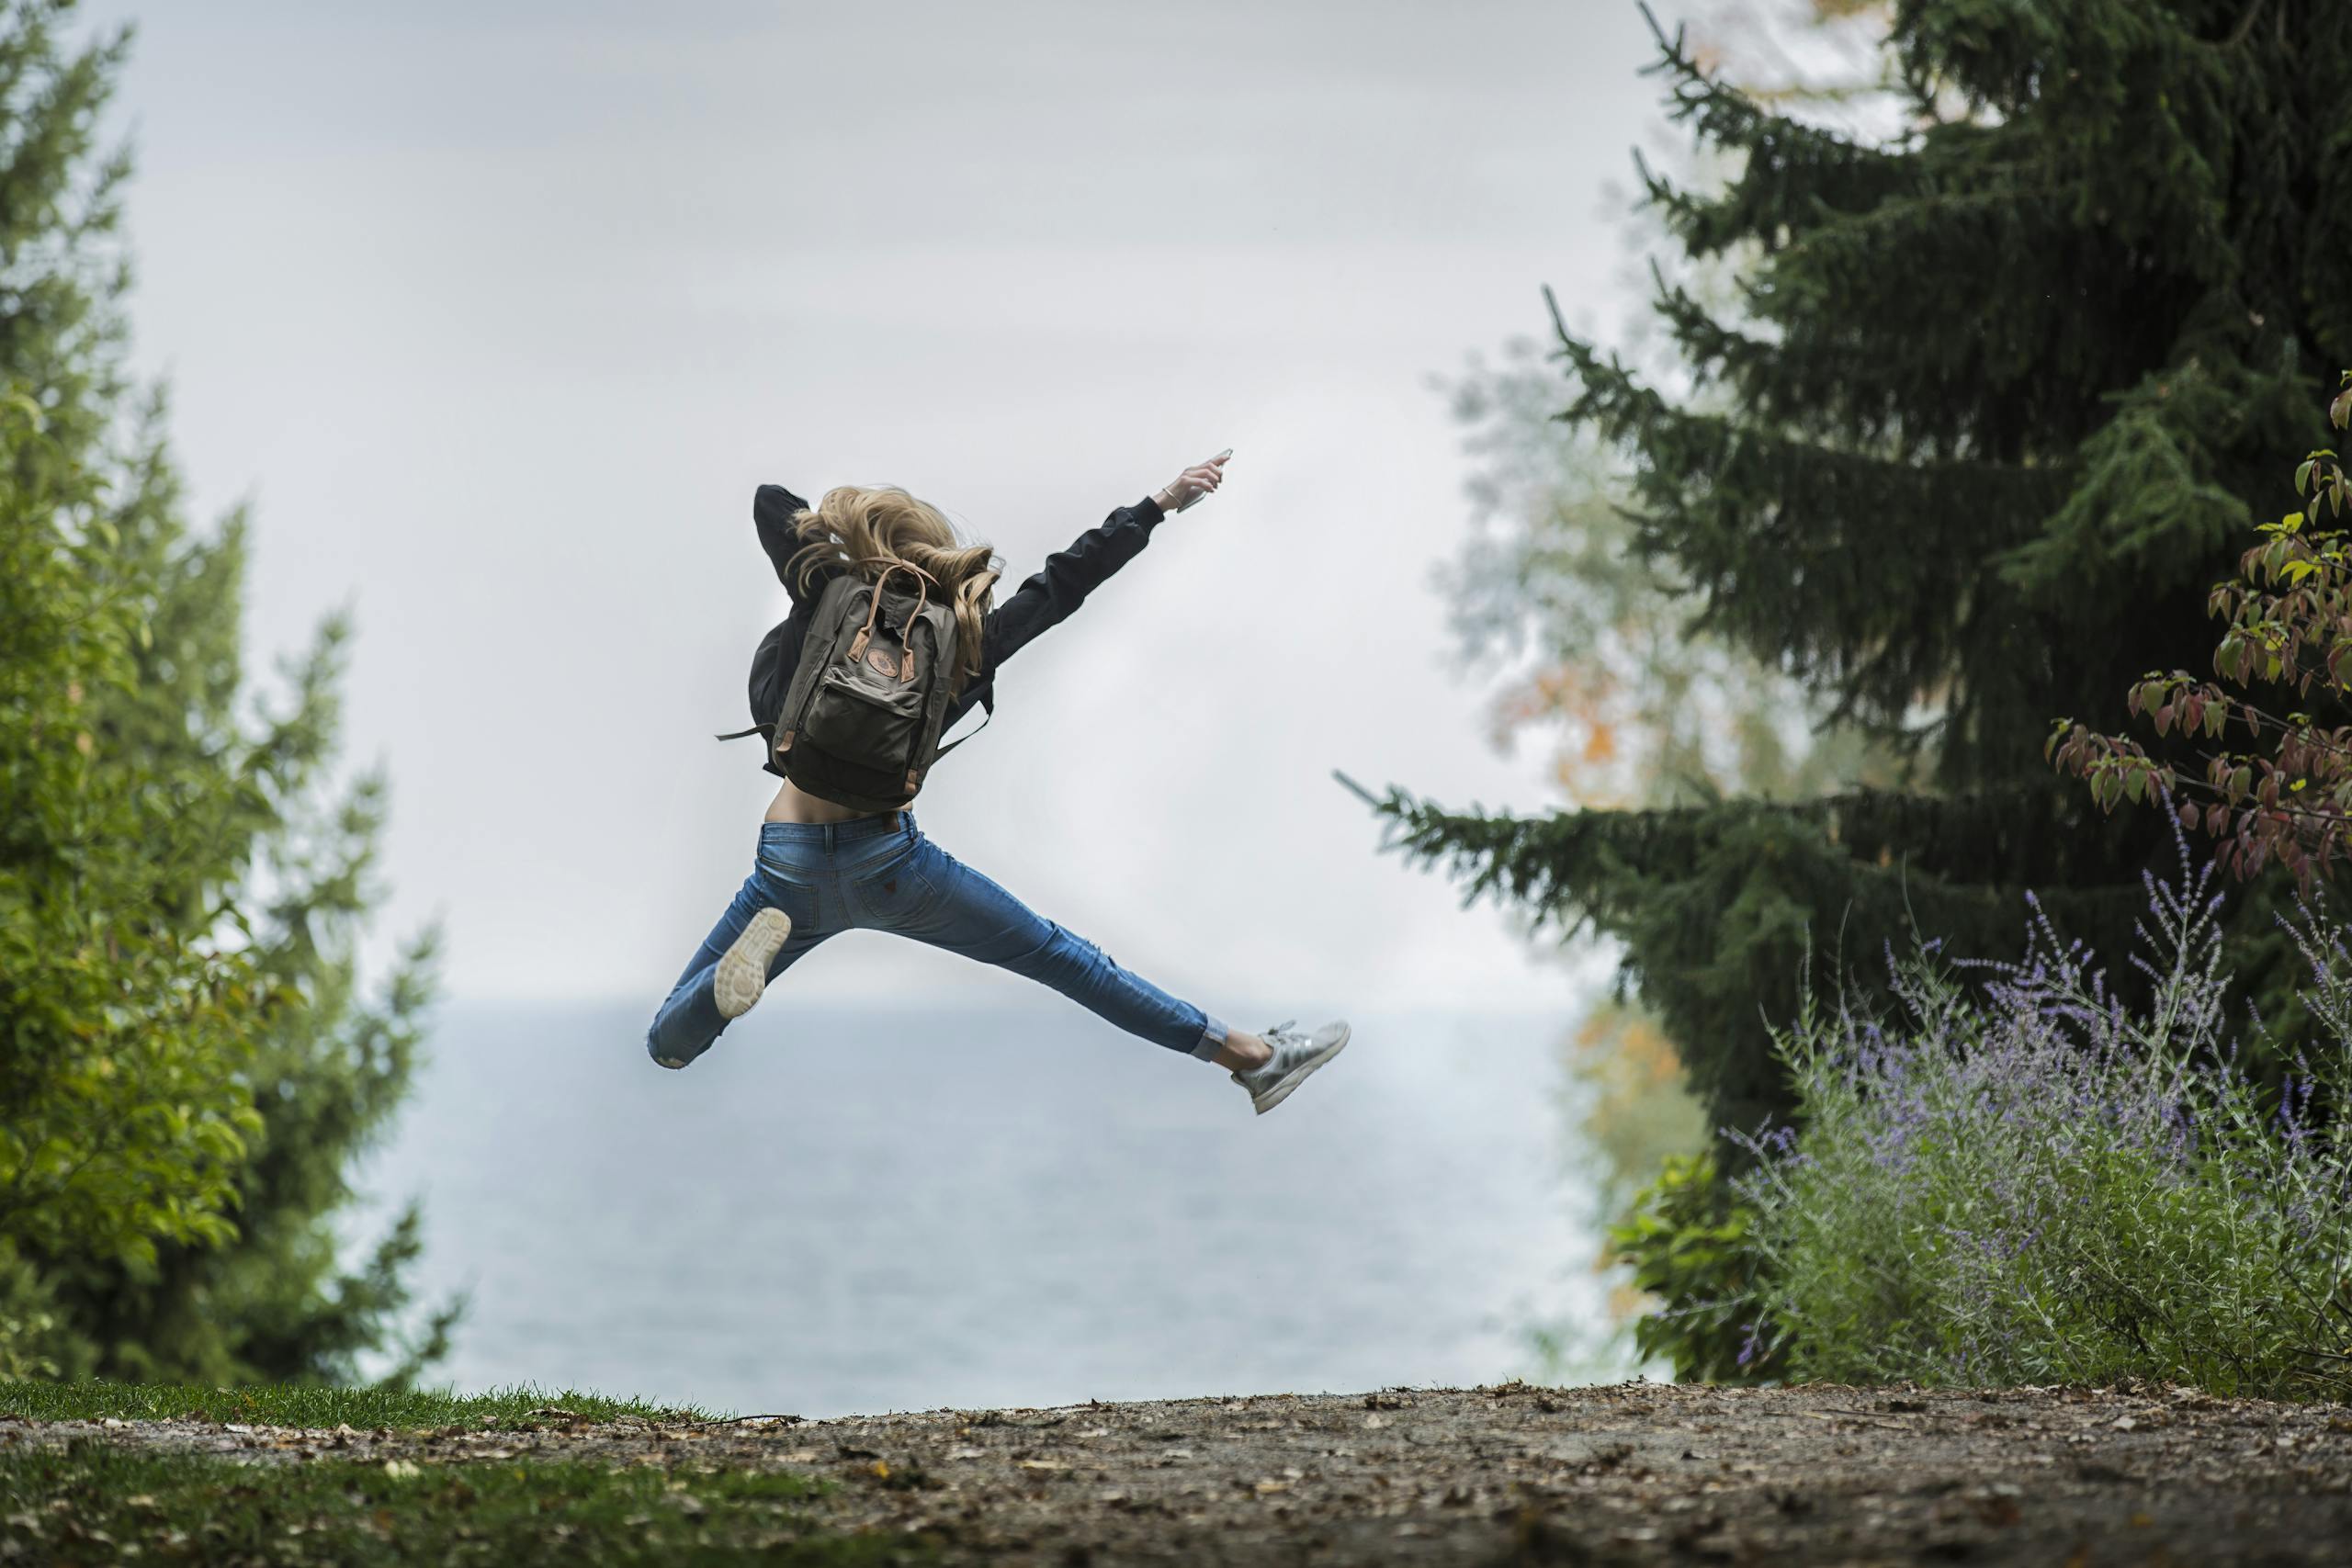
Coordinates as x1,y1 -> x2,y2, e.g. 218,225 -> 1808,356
19,1380 -> 2352,1563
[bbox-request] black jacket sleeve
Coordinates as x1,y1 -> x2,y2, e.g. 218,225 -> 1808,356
977,493 -> 1167,678
753,483 -> 833,604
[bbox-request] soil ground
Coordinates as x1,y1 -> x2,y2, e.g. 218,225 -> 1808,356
13,1379 -> 2352,1564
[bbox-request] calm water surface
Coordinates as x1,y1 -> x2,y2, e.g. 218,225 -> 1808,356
347,1002 -> 1614,1416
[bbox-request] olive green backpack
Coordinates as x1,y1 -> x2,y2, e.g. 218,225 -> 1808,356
726,563 -> 975,813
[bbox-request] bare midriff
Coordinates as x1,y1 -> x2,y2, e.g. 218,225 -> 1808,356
763,777 -> 895,825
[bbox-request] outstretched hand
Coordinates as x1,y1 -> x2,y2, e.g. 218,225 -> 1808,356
1153,450 -> 1230,514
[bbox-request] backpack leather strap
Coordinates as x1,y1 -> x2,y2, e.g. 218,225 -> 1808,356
846,560 -> 933,677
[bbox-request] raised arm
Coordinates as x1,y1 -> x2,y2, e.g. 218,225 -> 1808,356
978,451 -> 1229,676
753,482 -> 832,604
978,494 -> 1163,673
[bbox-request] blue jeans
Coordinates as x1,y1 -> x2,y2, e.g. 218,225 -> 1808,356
646,811 -> 1227,1069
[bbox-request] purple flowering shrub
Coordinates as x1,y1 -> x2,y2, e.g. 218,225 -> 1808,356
1728,818 -> 2352,1394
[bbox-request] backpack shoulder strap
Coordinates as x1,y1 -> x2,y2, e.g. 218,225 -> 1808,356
930,709 -> 989,761
929,682 -> 994,761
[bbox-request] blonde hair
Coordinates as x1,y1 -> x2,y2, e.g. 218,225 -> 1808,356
785,485 -> 1001,689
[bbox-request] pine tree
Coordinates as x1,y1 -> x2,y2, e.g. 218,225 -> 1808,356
0,1 -> 451,1382
1364,0 -> 2352,1143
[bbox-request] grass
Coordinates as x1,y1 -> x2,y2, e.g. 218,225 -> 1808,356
0,1380 -> 715,1431
0,1382 -> 933,1564
0,1443 -> 920,1566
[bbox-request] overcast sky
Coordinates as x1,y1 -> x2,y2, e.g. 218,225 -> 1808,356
85,0 -> 1671,1020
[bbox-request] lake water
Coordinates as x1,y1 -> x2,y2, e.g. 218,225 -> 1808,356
346,1001 -> 1620,1417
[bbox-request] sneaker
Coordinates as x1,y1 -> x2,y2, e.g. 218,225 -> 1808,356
713,907 -> 793,1020
1231,1019 -> 1351,1115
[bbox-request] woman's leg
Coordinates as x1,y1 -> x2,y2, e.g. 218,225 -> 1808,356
864,834 -> 1256,1062
645,869 -> 829,1069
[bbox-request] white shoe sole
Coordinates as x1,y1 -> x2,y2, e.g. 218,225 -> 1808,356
714,908 -> 792,1020
1252,1023 -> 1351,1115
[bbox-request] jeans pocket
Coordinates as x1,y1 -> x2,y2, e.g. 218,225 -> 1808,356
846,843 -> 938,928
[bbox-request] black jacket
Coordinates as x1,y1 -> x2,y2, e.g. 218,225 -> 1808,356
744,483 -> 1170,779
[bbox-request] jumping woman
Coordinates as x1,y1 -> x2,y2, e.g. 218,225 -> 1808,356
643,451 -> 1351,1114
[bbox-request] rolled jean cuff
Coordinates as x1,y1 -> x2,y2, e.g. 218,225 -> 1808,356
1190,1011 -> 1228,1062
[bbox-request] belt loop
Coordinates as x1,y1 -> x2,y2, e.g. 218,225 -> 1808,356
823,822 -> 837,852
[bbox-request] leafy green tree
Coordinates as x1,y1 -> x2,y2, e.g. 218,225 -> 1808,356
0,380 -> 262,1378
1368,0 -> 2352,1146
0,0 -> 450,1382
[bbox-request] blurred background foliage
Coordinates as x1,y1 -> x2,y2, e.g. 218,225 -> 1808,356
1430,0 -> 1906,1374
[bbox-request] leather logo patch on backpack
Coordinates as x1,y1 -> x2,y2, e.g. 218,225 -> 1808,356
865,648 -> 899,676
